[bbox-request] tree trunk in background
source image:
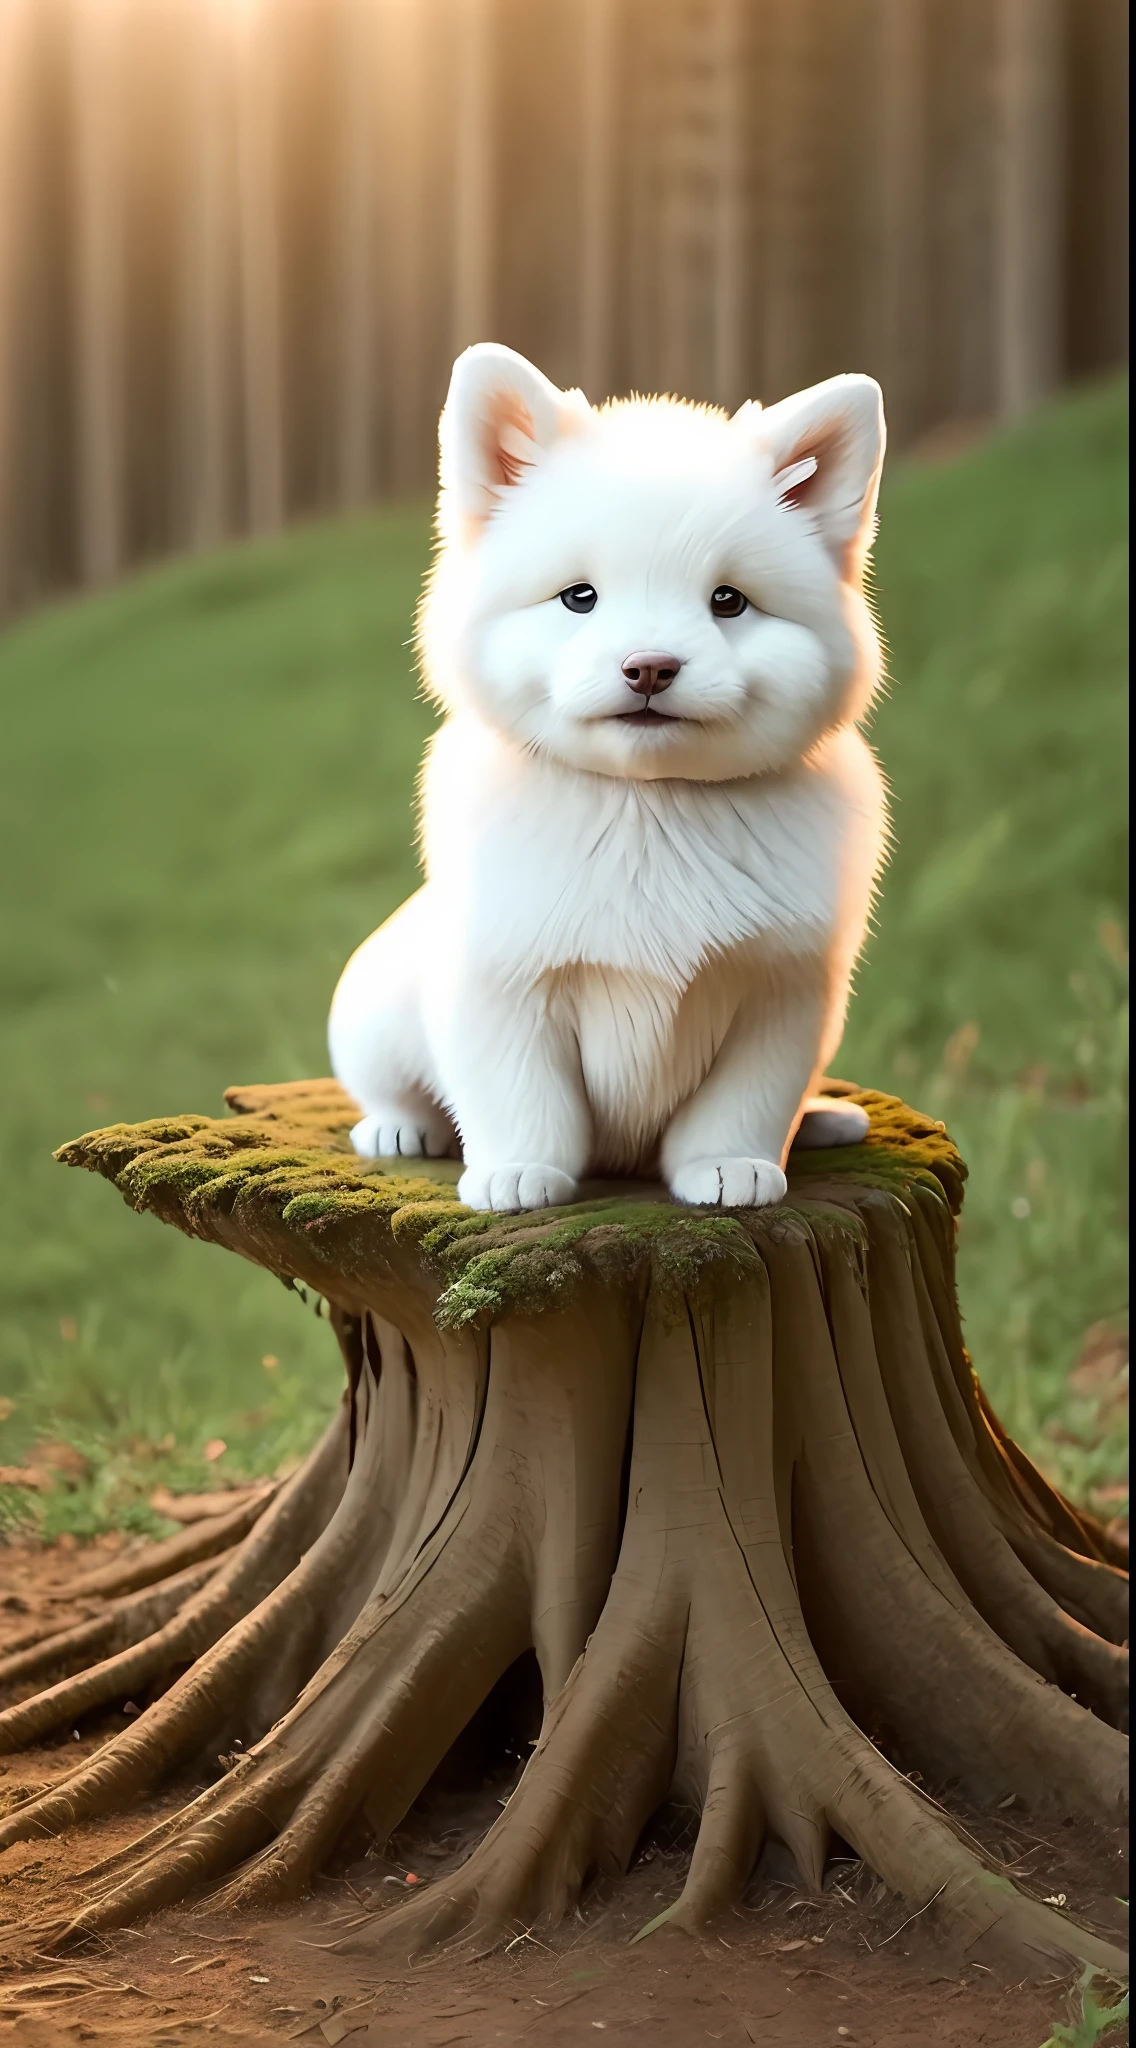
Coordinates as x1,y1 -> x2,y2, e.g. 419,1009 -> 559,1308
875,0 -> 927,448
579,0 -> 616,402
336,0 -> 379,508
71,0 -> 125,586
0,0 -> 30,612
758,0 -> 814,403
1064,0 -> 1129,381
378,0 -> 431,495
236,0 -> 284,534
710,0 -> 745,413
659,0 -> 707,404
0,0 -> 1127,610
183,0 -> 231,551
452,0 -> 494,353
995,0 -> 1062,420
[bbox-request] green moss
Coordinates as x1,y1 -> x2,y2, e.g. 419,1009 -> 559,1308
432,1205 -> 759,1330
57,1080 -> 963,1331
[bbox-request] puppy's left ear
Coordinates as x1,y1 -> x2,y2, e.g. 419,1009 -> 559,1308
734,374 -> 885,580
438,343 -> 591,544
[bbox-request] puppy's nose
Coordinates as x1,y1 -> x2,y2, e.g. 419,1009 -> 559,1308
621,650 -> 683,698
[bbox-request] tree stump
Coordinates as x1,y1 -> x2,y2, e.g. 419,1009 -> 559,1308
0,1080 -> 1127,1973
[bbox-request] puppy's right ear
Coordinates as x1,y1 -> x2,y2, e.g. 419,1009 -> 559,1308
438,344 -> 590,543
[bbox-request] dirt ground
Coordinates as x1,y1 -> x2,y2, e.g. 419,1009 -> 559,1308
1,1543 -> 1128,2048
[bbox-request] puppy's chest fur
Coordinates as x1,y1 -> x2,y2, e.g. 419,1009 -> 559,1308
563,959 -> 741,1170
428,717 -> 845,987
426,719 -> 857,1164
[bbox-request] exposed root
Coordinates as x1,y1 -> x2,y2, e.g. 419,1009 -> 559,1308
0,1405 -> 350,1752
68,1486 -> 280,1600
778,1218 -> 1127,1813
665,1747 -> 766,1933
864,1197 -> 1129,1730
0,1554 -> 228,1692
365,1622 -> 684,1959
906,1196 -> 1130,1636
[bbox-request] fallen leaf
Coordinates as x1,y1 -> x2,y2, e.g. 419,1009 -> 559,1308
1068,1323 -> 1128,1398
0,1466 -> 50,1490
0,1396 -> 16,1422
775,1939 -> 808,1952
203,1439 -> 227,1463
29,1440 -> 91,1486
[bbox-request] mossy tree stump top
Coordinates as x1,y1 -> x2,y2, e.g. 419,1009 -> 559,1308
56,1078 -> 966,1331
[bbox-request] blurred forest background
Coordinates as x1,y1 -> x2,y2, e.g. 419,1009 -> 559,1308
0,0 -> 1129,607
0,0 -> 1128,1540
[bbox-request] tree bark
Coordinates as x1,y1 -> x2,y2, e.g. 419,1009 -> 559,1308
0,1077 -> 1126,1974
71,0 -> 126,587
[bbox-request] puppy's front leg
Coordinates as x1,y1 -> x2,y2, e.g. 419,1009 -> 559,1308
442,980 -> 590,1213
661,972 -> 824,1208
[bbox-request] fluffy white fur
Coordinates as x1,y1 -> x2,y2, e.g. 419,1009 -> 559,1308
329,344 -> 890,1211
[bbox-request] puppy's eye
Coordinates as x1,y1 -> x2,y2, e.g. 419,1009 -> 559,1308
560,583 -> 598,614
710,585 -> 748,619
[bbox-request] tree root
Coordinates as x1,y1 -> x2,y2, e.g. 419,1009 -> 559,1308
2,1106 -> 1127,1980
0,1555 -> 230,1692
862,1199 -> 1128,1727
70,1485 -> 282,1599
782,1222 -> 1127,1807
0,1405 -> 350,1750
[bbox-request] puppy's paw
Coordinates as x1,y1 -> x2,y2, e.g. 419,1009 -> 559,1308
669,1157 -> 787,1209
458,1163 -> 579,1213
350,1109 -> 454,1161
792,1098 -> 870,1149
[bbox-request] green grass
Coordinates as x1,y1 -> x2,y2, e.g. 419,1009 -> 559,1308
1039,1966 -> 1129,2048
844,374 -> 1129,1510
0,377 -> 1127,1538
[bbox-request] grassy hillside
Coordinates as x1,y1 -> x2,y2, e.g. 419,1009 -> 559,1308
0,376 -> 1127,1536
844,376 -> 1129,1512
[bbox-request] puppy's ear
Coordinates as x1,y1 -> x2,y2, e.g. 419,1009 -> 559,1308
733,374 -> 885,579
438,344 -> 591,543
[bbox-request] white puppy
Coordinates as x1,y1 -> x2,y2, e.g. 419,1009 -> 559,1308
330,345 -> 889,1212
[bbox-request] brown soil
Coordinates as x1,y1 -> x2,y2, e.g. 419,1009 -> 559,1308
1,1546 -> 1127,2048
